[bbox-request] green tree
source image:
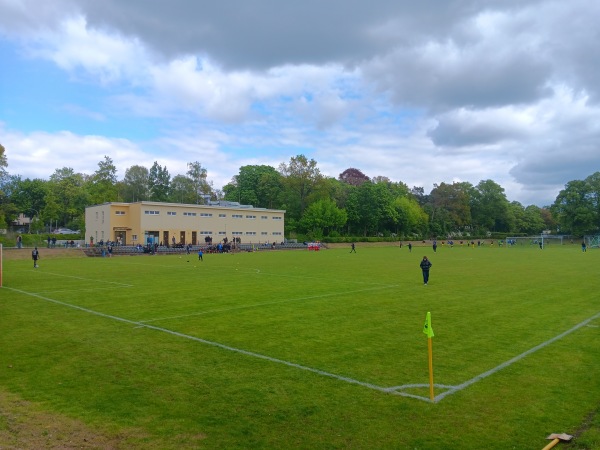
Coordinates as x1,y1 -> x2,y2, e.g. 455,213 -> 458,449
122,165 -> 150,202
278,155 -> 324,221
0,143 -> 7,180
346,182 -> 396,236
428,182 -> 472,235
510,202 -> 546,235
49,168 -> 88,228
392,196 -> 428,237
552,179 -> 596,235
300,198 -> 347,237
470,179 -> 512,232
87,156 -> 118,205
148,162 -> 170,202
224,165 -> 283,208
186,161 -> 211,204
170,175 -> 196,204
584,171 -> 600,232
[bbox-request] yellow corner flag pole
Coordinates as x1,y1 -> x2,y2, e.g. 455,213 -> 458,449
423,311 -> 435,402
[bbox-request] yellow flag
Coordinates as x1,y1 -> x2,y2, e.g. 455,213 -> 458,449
423,311 -> 434,338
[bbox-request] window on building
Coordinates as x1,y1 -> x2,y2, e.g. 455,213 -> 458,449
183,212 -> 197,216
272,216 -> 282,220
246,231 -> 256,235
144,210 -> 160,215
115,211 -> 126,215
245,215 -> 256,219
167,211 -> 176,216
232,214 -> 243,219
200,231 -> 212,235
200,213 -> 212,217
219,214 -> 226,218
261,215 -> 268,220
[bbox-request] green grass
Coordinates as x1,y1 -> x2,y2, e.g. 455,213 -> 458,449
1,244 -> 599,449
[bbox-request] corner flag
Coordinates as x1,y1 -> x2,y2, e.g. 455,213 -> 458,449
423,311 -> 434,338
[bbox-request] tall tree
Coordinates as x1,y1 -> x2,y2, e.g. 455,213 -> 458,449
552,179 -> 596,235
122,165 -> 150,202
278,155 -> 324,220
300,198 -> 347,238
186,161 -> 211,204
224,165 -> 283,208
392,196 -> 428,237
470,179 -> 512,232
148,161 -> 170,202
346,182 -> 396,236
170,175 -> 196,204
0,144 -> 7,177
88,156 -> 118,205
410,186 -> 428,206
49,167 -> 88,228
584,171 -> 600,232
428,182 -> 472,235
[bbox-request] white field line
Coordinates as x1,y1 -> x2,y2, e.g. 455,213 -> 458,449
431,311 -> 600,402
27,270 -> 134,287
139,284 -> 399,323
111,260 -> 396,287
4,286 -> 598,404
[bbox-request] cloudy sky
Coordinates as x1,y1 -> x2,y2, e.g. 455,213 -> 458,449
1,0 -> 599,207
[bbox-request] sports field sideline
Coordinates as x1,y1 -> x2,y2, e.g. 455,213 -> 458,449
1,244 -> 599,449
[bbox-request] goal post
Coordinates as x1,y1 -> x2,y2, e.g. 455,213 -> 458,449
586,235 -> 600,248
506,235 -> 565,248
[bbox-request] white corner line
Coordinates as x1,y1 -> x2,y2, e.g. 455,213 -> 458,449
4,287 -> 598,403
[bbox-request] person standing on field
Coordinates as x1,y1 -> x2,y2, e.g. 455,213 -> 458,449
420,256 -> 432,285
350,242 -> 356,253
32,247 -> 40,268
582,241 -> 587,252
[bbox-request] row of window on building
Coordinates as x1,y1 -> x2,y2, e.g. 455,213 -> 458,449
127,231 -> 283,241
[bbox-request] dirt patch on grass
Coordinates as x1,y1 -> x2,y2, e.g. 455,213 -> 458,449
0,390 -> 127,449
2,247 -> 87,261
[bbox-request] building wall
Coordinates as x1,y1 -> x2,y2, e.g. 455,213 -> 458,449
85,201 -> 285,246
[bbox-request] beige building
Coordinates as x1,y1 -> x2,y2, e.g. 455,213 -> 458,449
85,201 -> 285,246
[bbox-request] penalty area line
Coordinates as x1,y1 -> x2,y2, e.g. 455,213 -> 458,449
5,287 -> 597,404
5,286 -> 402,397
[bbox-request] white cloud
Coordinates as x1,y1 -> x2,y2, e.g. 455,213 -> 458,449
2,0 -> 600,209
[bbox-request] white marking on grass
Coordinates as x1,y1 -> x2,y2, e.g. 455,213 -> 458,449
29,271 -> 134,287
432,311 -> 600,403
5,286 -> 598,404
139,284 -> 399,323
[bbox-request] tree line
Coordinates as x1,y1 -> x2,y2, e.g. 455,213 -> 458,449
0,145 -> 599,239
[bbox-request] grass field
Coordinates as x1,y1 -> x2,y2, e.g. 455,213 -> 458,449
1,243 -> 599,449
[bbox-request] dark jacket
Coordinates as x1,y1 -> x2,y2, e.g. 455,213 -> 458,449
420,259 -> 432,271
